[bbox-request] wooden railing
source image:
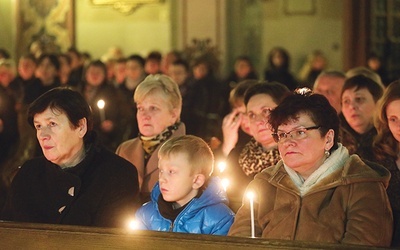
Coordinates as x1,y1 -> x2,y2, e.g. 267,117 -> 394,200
0,221 -> 392,250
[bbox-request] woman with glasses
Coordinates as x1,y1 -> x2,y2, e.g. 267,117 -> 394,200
228,90 -> 393,247
223,81 -> 290,207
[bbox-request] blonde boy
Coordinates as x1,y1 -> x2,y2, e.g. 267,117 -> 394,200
135,135 -> 234,235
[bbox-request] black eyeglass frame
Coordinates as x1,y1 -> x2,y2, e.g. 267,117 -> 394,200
272,125 -> 321,143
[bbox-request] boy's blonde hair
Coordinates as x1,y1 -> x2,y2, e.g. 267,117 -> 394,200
134,74 -> 182,119
158,135 -> 214,177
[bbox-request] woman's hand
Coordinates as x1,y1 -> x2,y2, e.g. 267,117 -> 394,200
221,109 -> 243,156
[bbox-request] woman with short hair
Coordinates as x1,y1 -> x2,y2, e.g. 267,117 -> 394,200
116,74 -> 184,203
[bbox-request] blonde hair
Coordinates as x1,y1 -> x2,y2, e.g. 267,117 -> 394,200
134,74 -> 182,119
158,135 -> 214,177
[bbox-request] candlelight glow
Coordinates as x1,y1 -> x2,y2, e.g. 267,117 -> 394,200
127,219 -> 138,230
246,191 -> 255,200
97,99 -> 105,109
221,178 -> 229,191
217,161 -> 227,173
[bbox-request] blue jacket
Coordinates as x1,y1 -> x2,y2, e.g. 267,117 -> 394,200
135,177 -> 235,235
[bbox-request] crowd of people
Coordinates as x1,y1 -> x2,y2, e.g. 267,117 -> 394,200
0,45 -> 399,247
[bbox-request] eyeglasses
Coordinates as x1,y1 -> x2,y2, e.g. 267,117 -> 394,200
272,125 -> 321,143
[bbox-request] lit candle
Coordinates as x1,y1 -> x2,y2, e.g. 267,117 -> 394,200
97,99 -> 106,122
246,191 -> 255,238
127,218 -> 138,231
217,161 -> 227,173
221,178 -> 229,192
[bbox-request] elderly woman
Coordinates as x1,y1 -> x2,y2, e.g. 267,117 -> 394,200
228,90 -> 393,247
373,81 -> 400,247
116,74 -> 184,203
1,87 -> 140,227
340,75 -> 384,161
224,81 -> 290,206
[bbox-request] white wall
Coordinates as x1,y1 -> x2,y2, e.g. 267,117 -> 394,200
262,0 -> 343,74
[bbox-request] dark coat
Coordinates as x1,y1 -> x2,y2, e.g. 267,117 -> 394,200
1,136 -> 140,228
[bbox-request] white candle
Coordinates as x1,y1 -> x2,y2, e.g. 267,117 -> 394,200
246,191 -> 255,238
97,99 -> 106,122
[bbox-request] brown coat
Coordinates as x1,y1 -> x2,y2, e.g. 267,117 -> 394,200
228,155 -> 393,247
115,124 -> 185,201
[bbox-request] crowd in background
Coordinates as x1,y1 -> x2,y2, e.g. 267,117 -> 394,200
0,44 -> 399,247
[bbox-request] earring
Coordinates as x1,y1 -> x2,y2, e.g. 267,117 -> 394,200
325,150 -> 330,158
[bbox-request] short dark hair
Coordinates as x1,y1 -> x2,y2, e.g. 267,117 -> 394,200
146,51 -> 162,62
244,81 -> 291,106
28,87 -> 93,142
38,53 -> 60,71
171,59 -> 189,72
127,54 -> 145,67
269,92 -> 339,153
341,75 -> 384,102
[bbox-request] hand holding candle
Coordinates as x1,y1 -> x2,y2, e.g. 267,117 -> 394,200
97,99 -> 106,122
246,191 -> 256,238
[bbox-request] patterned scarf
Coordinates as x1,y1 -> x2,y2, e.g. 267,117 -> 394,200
140,122 -> 180,162
239,137 -> 281,177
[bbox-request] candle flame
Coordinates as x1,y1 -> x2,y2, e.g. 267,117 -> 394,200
246,191 -> 255,200
127,219 -> 138,230
217,161 -> 227,173
97,99 -> 105,109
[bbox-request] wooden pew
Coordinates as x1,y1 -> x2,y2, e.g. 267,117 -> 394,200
0,221 -> 390,250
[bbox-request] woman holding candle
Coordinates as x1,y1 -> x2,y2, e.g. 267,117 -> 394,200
228,89 -> 393,247
79,60 -> 131,151
116,74 -> 184,203
1,87 -> 140,227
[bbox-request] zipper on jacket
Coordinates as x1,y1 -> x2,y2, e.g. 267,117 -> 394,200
169,221 -> 174,232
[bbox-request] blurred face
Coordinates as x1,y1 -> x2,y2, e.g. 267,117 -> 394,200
158,153 -> 199,207
272,51 -> 284,67
33,107 -> 86,167
36,57 -> 58,85
387,99 -> 400,143
276,113 -> 333,179
341,87 -> 376,134
85,65 -> 105,86
18,58 -> 36,80
145,60 -> 160,75
67,52 -> 81,69
168,64 -> 188,86
114,62 -> 126,84
235,60 -> 251,79
0,65 -> 14,87
136,91 -> 178,137
246,94 -> 277,149
368,58 -> 381,71
126,60 -> 144,81
312,55 -> 326,70
313,75 -> 345,114
59,56 -> 71,77
193,63 -> 208,80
